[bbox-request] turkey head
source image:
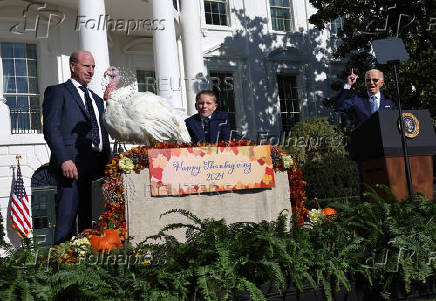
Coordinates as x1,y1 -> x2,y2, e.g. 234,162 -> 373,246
103,66 -> 120,100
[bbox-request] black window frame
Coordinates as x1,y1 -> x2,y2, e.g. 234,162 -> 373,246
204,0 -> 229,27
1,41 -> 41,134
277,74 -> 300,133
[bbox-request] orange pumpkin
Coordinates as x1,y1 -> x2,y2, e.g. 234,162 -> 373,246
322,207 -> 337,220
89,229 -> 122,251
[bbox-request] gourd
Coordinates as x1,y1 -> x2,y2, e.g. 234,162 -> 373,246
88,227 -> 122,251
322,207 -> 337,220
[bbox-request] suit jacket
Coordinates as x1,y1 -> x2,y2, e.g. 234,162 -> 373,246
333,88 -> 397,127
185,111 -> 231,143
43,79 -> 111,171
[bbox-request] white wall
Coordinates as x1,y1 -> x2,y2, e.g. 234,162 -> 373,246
198,0 -> 340,139
0,102 -> 51,246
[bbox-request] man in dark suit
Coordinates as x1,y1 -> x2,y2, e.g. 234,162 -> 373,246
334,68 -> 397,127
43,50 -> 111,244
185,90 -> 231,143
334,68 -> 397,199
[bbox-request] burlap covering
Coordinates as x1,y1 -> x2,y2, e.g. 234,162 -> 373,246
124,169 -> 291,244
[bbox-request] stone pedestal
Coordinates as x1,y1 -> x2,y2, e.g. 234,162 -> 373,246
124,169 -> 291,244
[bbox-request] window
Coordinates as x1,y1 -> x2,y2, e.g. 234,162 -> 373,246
277,75 -> 300,133
330,17 -> 344,36
204,0 -> 228,26
1,42 -> 40,134
270,0 -> 293,32
136,70 -> 156,93
209,71 -> 235,129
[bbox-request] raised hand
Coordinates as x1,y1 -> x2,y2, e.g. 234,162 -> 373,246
346,68 -> 358,86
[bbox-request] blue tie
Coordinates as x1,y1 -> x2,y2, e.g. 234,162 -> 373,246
79,86 -> 100,148
370,95 -> 378,114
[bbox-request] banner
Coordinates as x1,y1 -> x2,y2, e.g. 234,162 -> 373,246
148,145 -> 275,196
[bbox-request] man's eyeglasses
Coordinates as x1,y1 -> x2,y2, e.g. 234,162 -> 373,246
366,78 -> 380,83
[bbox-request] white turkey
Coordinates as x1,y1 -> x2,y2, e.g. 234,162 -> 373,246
102,66 -> 191,145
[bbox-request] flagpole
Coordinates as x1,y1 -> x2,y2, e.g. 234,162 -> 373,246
16,155 -> 21,168
14,155 -> 25,240
11,154 -> 32,240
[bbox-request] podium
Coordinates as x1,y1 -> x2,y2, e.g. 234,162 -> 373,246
351,110 -> 436,200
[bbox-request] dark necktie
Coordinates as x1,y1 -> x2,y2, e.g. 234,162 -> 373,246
79,86 -> 100,148
203,118 -> 210,142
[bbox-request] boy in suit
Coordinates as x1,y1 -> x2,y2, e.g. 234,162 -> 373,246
185,90 -> 231,143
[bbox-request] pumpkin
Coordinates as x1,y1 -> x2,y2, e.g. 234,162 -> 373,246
88,229 -> 122,251
322,207 -> 337,220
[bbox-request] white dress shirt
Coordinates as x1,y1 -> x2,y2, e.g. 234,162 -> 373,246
70,78 -> 103,152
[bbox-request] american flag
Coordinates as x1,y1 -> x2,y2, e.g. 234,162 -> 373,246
11,164 -> 32,237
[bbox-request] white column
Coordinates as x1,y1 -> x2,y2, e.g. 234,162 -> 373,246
0,102 -> 10,141
180,0 -> 207,115
0,59 -> 10,141
152,0 -> 184,114
78,0 -> 110,98
0,58 -> 4,101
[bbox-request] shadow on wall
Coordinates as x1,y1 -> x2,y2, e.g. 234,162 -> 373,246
203,8 -> 341,139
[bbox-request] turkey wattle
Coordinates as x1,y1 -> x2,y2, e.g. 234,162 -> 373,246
103,67 -> 191,145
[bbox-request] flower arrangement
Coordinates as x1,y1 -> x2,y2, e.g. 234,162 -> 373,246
308,208 -> 323,224
99,140 -> 309,234
118,156 -> 134,172
53,235 -> 92,264
287,158 -> 309,225
307,207 -> 339,225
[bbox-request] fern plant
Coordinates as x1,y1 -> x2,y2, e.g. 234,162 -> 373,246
330,186 -> 436,299
0,191 -> 434,300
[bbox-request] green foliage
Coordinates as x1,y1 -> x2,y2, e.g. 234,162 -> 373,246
284,117 -> 360,198
303,153 -> 359,199
284,117 -> 347,166
0,195 -> 434,300
309,0 -> 436,118
333,187 -> 436,297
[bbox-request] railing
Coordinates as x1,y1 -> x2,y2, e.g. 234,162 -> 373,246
8,105 -> 42,134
